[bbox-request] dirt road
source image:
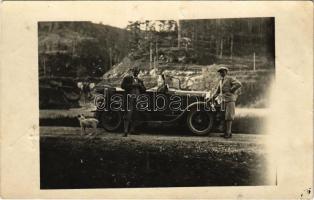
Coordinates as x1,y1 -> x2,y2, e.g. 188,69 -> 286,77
39,107 -> 268,134
40,126 -> 268,189
41,126 -> 266,151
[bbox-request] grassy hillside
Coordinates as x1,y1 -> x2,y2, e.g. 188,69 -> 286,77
38,22 -> 130,77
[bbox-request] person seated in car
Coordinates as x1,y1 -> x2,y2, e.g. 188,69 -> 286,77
157,73 -> 169,93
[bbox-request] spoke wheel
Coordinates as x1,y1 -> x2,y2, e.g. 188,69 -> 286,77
100,111 -> 122,132
187,110 -> 213,135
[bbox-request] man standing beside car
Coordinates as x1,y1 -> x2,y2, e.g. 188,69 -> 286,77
121,67 -> 146,137
213,67 -> 242,138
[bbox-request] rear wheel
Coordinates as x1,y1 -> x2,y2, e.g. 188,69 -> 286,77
187,110 -> 213,135
100,111 -> 123,132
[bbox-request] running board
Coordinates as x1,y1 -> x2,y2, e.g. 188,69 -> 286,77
141,121 -> 174,125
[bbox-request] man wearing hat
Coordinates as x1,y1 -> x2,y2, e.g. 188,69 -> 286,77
213,66 -> 242,138
121,67 -> 146,137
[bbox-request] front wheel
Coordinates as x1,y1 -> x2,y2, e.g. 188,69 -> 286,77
100,111 -> 123,132
187,110 -> 213,135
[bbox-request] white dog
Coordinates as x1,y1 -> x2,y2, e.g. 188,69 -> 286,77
77,114 -> 99,136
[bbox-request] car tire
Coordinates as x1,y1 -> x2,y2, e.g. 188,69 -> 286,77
187,110 -> 213,135
100,111 -> 123,132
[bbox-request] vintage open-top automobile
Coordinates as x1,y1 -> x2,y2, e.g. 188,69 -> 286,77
93,76 -> 222,135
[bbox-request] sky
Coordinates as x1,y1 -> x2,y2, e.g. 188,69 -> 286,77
91,20 -> 179,31
91,20 -> 129,29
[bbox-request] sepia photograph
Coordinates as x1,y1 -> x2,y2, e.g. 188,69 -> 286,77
0,1 -> 313,198
39,18 -> 275,189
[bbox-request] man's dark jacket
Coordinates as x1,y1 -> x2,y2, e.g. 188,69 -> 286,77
121,75 -> 146,93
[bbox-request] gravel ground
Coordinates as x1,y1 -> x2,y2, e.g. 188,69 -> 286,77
40,126 -> 268,189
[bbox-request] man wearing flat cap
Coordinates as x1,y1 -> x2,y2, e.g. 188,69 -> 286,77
213,66 -> 242,138
121,67 -> 146,137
